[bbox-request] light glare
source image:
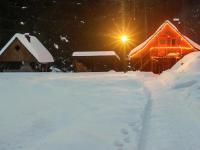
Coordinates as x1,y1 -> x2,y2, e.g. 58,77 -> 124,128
121,35 -> 128,43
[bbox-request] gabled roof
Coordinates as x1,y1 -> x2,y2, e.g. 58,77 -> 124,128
0,33 -> 54,63
129,20 -> 200,57
72,51 -> 120,60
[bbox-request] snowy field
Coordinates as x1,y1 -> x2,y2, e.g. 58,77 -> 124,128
1,52 -> 200,150
0,72 -> 151,150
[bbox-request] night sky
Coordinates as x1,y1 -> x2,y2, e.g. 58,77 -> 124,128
0,0 -> 199,63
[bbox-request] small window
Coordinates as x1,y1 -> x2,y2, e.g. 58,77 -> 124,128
15,45 -> 20,51
172,39 -> 176,46
159,38 -> 166,45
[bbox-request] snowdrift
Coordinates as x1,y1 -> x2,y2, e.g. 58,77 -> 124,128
164,52 -> 200,73
171,51 -> 200,74
159,51 -> 200,85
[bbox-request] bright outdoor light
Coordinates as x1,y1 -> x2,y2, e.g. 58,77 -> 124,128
121,35 -> 128,43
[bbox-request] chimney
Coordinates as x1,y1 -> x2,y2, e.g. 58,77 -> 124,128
24,33 -> 31,42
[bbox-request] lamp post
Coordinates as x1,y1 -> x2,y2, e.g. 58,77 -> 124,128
120,35 -> 128,73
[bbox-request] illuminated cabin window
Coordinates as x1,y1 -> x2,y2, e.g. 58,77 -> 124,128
171,39 -> 176,46
15,45 -> 20,51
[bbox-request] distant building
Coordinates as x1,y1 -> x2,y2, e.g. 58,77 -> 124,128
72,51 -> 120,72
129,20 -> 200,74
0,33 -> 54,72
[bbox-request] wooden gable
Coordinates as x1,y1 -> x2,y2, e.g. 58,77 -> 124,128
130,21 -> 196,59
0,38 -> 37,62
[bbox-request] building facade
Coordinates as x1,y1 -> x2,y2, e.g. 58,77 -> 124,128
0,33 -> 54,72
72,51 -> 121,72
129,20 -> 200,74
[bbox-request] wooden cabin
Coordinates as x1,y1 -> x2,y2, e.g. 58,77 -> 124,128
0,33 -> 54,72
72,51 -> 120,72
129,20 -> 200,74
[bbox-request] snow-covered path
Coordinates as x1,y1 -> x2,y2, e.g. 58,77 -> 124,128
142,72 -> 200,150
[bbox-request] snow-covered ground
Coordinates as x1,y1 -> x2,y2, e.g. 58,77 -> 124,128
1,52 -> 200,150
0,72 -> 152,150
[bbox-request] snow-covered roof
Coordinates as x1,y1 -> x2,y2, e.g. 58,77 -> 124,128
72,51 -> 120,60
0,33 -> 54,63
183,36 -> 200,50
129,20 -> 200,57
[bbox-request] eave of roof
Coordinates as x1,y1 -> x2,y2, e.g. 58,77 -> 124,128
72,51 -> 120,60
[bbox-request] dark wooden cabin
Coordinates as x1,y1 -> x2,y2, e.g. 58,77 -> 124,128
0,33 -> 54,72
128,20 -> 200,74
72,51 -> 121,72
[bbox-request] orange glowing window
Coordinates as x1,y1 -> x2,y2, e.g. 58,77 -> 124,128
171,39 -> 176,46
